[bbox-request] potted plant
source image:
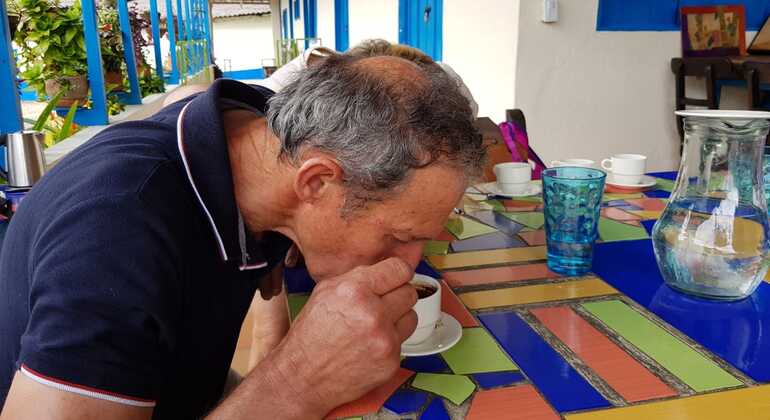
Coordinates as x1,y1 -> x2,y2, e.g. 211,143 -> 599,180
14,0 -> 89,107
98,6 -> 125,91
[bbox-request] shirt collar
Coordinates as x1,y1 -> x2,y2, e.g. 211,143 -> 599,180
175,79 -> 278,270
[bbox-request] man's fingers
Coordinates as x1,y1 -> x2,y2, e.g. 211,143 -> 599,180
379,284 -> 417,322
364,258 -> 413,296
394,310 -> 418,343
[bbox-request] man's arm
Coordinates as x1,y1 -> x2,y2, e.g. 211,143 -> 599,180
1,372 -> 152,420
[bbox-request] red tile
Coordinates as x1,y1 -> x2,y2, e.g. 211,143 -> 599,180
531,306 -> 677,403
466,385 -> 559,420
622,220 -> 642,227
517,230 -> 546,246
325,368 -> 414,419
443,264 -> 559,288
501,200 -> 538,212
440,280 -> 478,327
435,229 -> 456,241
601,207 -> 641,222
625,198 -> 667,211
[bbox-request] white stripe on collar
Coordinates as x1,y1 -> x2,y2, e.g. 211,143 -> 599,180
176,102 -> 229,262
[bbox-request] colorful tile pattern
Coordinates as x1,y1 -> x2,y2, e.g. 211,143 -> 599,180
282,173 -> 767,419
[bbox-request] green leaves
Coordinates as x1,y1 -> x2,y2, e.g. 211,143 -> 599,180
63,26 -> 77,44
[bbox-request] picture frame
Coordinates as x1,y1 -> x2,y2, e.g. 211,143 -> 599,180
748,15 -> 770,55
680,5 -> 746,58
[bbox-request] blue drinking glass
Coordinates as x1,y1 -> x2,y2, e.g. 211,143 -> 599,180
542,167 -> 606,276
764,146 -> 770,215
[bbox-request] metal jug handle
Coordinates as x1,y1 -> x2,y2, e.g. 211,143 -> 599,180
0,134 -> 8,181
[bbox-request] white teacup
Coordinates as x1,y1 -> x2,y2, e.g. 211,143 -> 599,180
550,158 -> 595,168
403,274 -> 442,346
601,154 -> 647,184
493,162 -> 533,195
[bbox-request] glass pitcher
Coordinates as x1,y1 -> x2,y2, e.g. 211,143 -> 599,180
652,110 -> 770,300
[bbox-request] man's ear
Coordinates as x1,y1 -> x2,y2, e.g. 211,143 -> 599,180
293,156 -> 344,203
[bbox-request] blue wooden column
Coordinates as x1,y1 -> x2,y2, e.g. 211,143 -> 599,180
175,0 -> 187,77
184,0 -> 194,73
0,0 -> 22,135
165,0 -> 179,83
116,0 -> 142,104
67,0 -> 108,125
201,0 -> 213,64
149,0 -> 164,80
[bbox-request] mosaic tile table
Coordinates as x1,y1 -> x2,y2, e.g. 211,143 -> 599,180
284,172 -> 770,420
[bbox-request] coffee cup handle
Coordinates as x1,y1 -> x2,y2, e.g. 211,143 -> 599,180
527,159 -> 536,170
600,159 -> 613,171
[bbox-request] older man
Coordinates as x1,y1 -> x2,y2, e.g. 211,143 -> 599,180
0,50 -> 483,419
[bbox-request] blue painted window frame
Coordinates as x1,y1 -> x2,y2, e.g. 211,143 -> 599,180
597,0 -> 770,31
293,0 -> 300,20
334,0 -> 349,51
398,0 -> 443,61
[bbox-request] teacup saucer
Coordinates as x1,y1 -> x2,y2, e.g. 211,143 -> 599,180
605,175 -> 658,190
476,181 -> 542,198
401,312 -> 462,357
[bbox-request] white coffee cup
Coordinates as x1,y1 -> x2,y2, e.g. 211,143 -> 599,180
550,158 -> 595,168
601,154 -> 647,185
493,162 -> 533,195
403,274 -> 442,346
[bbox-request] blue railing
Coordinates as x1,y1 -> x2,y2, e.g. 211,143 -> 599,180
0,0 -> 212,134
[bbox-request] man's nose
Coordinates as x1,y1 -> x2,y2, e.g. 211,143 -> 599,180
392,242 -> 424,272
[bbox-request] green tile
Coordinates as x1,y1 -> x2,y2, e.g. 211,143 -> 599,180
598,217 -> 649,242
582,300 -> 742,392
602,192 -> 644,202
481,199 -> 505,211
423,240 -> 450,256
500,212 -> 544,230
654,177 -> 675,192
288,294 -> 310,321
513,195 -> 543,203
441,328 -> 518,374
412,373 -> 476,405
445,216 -> 498,240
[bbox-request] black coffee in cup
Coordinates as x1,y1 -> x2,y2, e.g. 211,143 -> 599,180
414,283 -> 438,299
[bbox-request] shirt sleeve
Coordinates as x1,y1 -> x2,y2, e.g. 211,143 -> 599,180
17,192 -> 181,407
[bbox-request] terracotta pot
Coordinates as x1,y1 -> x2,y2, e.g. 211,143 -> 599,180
104,71 -> 125,91
44,75 -> 88,108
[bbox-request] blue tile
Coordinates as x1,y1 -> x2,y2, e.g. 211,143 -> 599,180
416,260 -> 442,278
420,397 -> 450,420
473,371 -> 526,389
401,354 -> 450,373
469,210 -> 525,236
614,204 -> 643,211
644,189 -> 671,199
593,239 -> 770,383
450,231 -> 527,252
478,311 -> 610,412
284,267 -> 315,294
641,219 -> 656,235
384,389 -> 429,415
647,171 -> 677,181
605,200 -> 642,209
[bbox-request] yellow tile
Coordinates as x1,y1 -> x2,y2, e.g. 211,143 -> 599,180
458,277 -> 617,309
565,385 -> 770,420
765,270 -> 770,284
426,246 -> 547,270
628,210 -> 662,220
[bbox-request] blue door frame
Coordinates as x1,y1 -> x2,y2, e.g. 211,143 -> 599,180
334,0 -> 349,51
303,0 -> 317,46
398,0 -> 442,61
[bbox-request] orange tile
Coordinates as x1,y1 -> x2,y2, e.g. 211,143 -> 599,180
442,264 -> 559,288
466,385 -> 559,420
517,230 -> 546,246
626,198 -> 667,211
325,368 -> 414,419
601,207 -> 641,222
531,306 -> 677,403
501,199 -> 539,212
436,229 -> 456,241
427,247 -> 547,270
623,220 -> 642,227
440,280 -> 479,327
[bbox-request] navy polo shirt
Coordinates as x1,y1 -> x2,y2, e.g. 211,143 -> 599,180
0,79 -> 292,418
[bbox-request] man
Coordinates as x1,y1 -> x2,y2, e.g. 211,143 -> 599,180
0,50 -> 483,419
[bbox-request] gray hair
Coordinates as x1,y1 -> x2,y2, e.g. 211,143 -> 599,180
266,51 -> 484,210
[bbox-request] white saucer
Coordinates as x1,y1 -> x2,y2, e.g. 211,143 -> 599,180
606,175 -> 658,189
401,312 -> 463,357
476,181 -> 542,198
675,110 -> 770,120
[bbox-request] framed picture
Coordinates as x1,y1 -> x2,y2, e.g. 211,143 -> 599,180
680,5 -> 746,57
748,15 -> 770,55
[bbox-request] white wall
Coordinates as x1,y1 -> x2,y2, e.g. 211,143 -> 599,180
514,0 -> 753,172
317,0 -> 335,48
443,0 -> 519,122
348,0 -> 398,46
213,15 -> 274,71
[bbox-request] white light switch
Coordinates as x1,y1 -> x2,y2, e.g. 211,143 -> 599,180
543,0 -> 559,23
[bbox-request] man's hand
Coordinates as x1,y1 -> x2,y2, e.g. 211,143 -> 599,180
208,257 -> 418,419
